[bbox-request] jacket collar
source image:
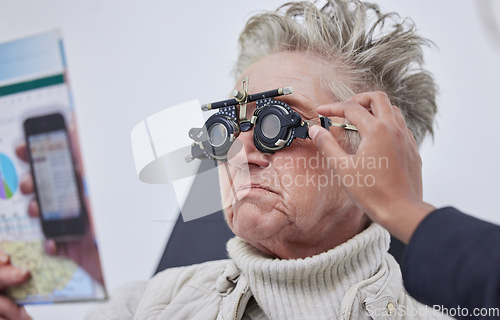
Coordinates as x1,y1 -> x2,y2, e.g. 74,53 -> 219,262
217,224 -> 405,320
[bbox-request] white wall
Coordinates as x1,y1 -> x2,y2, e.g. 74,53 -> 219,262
0,1 -> 499,319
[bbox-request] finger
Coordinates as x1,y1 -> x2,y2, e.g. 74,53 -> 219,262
44,240 -> 57,256
309,125 -> 349,162
0,304 -> 33,320
342,104 -> 383,136
0,252 -> 9,266
317,101 -> 364,118
392,105 -> 408,131
18,307 -> 32,320
0,296 -> 26,320
27,199 -> 39,218
18,174 -> 33,196
319,102 -> 378,136
348,91 -> 395,122
14,144 -> 28,163
390,105 -> 418,144
0,266 -> 30,290
407,128 -> 419,149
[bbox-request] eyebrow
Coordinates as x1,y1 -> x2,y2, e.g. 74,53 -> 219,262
276,94 -> 318,120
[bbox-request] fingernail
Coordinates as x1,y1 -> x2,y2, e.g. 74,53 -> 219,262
12,268 -> 29,278
308,125 -> 320,140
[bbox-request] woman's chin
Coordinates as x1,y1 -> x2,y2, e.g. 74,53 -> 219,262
229,203 -> 291,243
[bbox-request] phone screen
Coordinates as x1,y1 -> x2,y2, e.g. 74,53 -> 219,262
28,129 -> 81,220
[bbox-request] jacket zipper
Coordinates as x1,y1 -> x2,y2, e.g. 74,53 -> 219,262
233,287 -> 249,320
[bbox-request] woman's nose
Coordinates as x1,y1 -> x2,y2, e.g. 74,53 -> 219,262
227,129 -> 270,169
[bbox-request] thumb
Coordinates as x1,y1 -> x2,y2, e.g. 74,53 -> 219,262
309,125 -> 347,160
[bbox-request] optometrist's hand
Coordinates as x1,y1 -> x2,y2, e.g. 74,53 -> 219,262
0,251 -> 32,320
308,91 -> 435,243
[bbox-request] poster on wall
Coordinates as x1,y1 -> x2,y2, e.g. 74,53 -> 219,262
0,30 -> 107,304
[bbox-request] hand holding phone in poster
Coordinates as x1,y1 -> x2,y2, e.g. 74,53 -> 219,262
15,115 -> 104,286
23,113 -> 87,240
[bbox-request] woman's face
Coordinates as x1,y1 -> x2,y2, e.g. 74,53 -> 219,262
220,51 -> 367,259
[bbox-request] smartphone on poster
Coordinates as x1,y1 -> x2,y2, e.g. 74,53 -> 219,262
23,112 -> 87,240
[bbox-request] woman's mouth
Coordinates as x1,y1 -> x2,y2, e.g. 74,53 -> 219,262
234,183 -> 279,199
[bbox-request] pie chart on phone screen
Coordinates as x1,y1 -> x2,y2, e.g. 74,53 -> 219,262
0,153 -> 18,200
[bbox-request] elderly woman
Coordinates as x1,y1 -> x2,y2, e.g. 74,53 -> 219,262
0,1 -> 452,319
105,1 -> 449,319
100,1 -> 450,319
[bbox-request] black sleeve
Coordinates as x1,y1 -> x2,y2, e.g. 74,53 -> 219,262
402,207 -> 500,316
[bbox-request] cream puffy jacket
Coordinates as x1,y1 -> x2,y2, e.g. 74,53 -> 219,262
88,225 -> 453,320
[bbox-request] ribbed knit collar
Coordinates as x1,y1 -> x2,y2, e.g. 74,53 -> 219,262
227,223 -> 390,320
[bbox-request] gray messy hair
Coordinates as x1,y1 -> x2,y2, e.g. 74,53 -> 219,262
234,0 -> 437,147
